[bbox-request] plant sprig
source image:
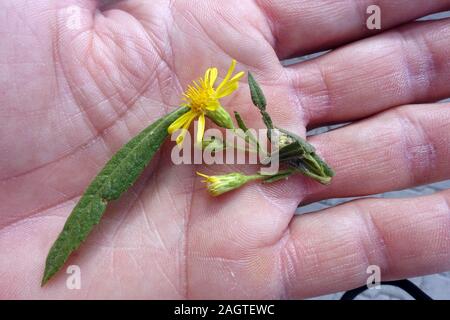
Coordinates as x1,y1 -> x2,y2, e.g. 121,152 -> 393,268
41,64 -> 335,286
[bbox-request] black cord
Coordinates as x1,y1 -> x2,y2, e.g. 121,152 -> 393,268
340,279 -> 433,300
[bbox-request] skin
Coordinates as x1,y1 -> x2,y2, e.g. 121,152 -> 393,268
1,0 -> 450,299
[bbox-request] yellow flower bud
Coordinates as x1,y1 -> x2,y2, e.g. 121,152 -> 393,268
196,172 -> 260,196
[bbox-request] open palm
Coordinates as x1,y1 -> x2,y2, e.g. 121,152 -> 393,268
2,0 -> 450,299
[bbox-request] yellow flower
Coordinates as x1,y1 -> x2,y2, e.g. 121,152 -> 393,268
196,171 -> 260,196
168,59 -> 244,147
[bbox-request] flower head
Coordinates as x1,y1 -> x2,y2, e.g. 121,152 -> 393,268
196,171 -> 259,196
168,59 -> 244,147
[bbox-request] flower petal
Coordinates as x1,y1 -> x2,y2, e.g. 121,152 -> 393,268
230,71 -> 245,82
205,67 -> 218,87
176,131 -> 186,146
196,113 -> 205,146
216,82 -> 239,98
175,112 -> 197,147
209,68 -> 218,86
168,110 -> 194,134
196,171 -> 212,182
216,59 -> 236,93
204,69 -> 209,84
205,100 -> 220,111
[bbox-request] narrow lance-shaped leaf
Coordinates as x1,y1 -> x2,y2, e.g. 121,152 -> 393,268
234,111 -> 260,150
41,107 -> 189,285
248,72 -> 273,135
234,111 -> 250,132
247,72 -> 266,110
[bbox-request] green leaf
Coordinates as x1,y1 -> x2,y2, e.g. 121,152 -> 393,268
311,154 -> 335,178
234,111 -> 249,132
41,107 -> 189,285
233,111 -> 259,150
288,157 -> 333,185
247,72 -> 273,133
248,72 -> 266,110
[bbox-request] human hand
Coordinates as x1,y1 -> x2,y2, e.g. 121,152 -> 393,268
1,0 -> 450,299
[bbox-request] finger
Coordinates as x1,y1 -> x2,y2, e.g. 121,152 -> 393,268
281,189 -> 450,298
302,102 -> 450,204
287,19 -> 450,127
258,0 -> 450,58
